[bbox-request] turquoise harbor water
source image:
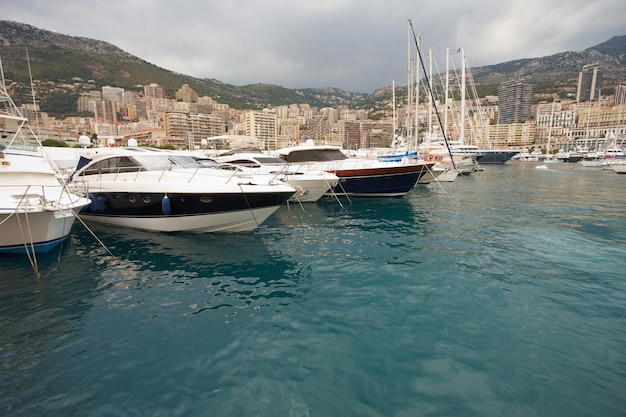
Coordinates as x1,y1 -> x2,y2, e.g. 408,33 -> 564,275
1,162 -> 626,416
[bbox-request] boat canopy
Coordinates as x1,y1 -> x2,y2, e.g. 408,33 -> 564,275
279,148 -> 348,163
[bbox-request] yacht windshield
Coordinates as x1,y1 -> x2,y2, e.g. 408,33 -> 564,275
168,155 -> 204,168
131,155 -> 175,170
255,156 -> 288,164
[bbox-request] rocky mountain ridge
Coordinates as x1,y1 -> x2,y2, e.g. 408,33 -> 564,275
1,20 -> 625,117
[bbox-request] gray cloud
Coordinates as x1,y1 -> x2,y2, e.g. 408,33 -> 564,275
4,0 -> 625,93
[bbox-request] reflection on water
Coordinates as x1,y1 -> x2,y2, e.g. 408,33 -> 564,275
0,241 -> 101,415
263,198 -> 431,272
69,223 -> 308,318
1,223 -> 311,415
274,197 -> 428,231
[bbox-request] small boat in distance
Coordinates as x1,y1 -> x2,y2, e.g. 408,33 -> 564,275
610,162 -> 626,174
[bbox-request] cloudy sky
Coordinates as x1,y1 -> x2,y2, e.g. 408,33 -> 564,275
4,0 -> 625,93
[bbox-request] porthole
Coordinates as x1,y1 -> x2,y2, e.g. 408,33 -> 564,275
142,196 -> 152,204
200,196 -> 213,203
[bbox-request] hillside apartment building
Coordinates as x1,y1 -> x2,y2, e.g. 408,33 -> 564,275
13,67 -> 626,152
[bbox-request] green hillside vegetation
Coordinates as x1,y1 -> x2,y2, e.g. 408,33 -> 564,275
1,20 -> 625,118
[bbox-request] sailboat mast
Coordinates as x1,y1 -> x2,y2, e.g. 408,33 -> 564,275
444,48 -> 449,140
415,47 -> 420,150
428,48 -> 433,144
408,19 -> 456,168
392,80 -> 396,146
407,22 -> 412,146
460,48 -> 466,145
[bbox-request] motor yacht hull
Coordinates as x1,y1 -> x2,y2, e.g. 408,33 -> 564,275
0,157 -> 90,255
67,149 -> 296,232
212,150 -> 339,203
274,145 -> 433,197
329,164 -> 431,197
79,188 -> 294,232
287,175 -> 339,202
476,150 -> 518,164
0,204 -> 85,254
610,163 -> 626,174
79,204 -> 284,232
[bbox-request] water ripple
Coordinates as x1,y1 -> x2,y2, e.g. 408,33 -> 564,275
2,163 -> 626,416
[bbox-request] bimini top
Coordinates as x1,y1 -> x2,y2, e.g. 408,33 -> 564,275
274,145 -> 347,163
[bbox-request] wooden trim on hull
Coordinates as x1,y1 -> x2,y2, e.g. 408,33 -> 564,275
331,163 -> 433,177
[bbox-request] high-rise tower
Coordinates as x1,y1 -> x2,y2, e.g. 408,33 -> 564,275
497,79 -> 533,124
576,63 -> 600,102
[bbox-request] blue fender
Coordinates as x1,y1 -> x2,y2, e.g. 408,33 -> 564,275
162,196 -> 171,215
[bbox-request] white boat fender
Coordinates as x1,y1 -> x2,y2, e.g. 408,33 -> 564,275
162,195 -> 171,215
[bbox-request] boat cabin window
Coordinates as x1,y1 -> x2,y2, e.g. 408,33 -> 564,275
80,154 -> 214,176
226,159 -> 261,168
193,158 -> 218,168
255,156 -> 288,165
83,156 -> 139,175
131,155 -> 173,171
168,155 -> 203,168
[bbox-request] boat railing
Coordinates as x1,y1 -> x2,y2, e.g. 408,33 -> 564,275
1,182 -> 87,213
65,180 -> 89,198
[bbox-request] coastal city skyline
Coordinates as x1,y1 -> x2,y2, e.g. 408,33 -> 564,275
13,62 -> 626,154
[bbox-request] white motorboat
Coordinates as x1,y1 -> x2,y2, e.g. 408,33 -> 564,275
1,92 -> 90,255
212,149 -> 339,203
68,148 -> 295,232
609,162 -> 626,174
430,166 -> 460,182
273,144 -> 434,197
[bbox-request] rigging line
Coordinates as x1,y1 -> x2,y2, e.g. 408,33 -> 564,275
16,209 -> 40,277
334,179 -> 351,204
430,167 -> 450,196
324,175 -> 344,208
408,20 -> 457,170
70,212 -> 116,258
44,214 -> 71,279
323,174 -> 344,208
0,55 -> 5,86
292,188 -> 306,212
13,187 -> 40,274
0,210 -> 17,227
26,47 -> 42,140
238,184 -> 260,228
